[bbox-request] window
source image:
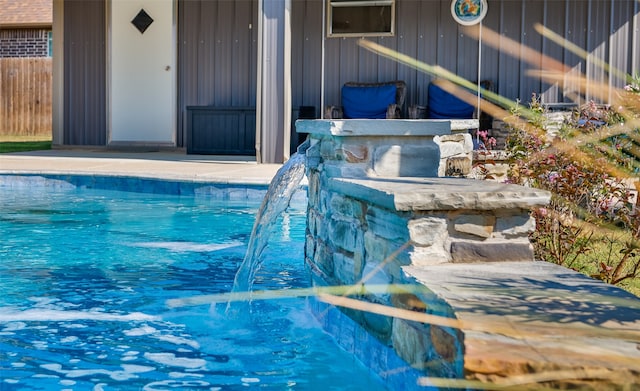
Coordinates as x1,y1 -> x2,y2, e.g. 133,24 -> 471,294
47,31 -> 52,57
327,0 -> 395,38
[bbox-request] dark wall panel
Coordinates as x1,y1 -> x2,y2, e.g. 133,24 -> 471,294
60,0 -> 639,148
479,1 -> 501,98
496,0 -> 523,101
457,24 -> 480,84
585,0 -> 610,100
178,0 -> 257,149
414,0 -> 439,105
437,0 -> 458,75
520,1 -> 544,103
563,1 -> 589,102
290,0 -> 322,112
177,0 -> 200,147
395,0 -> 419,106
540,0 -> 567,103
291,0 -> 640,117
64,0 -> 106,145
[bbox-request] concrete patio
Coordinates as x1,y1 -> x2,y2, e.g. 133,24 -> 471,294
0,149 -> 282,185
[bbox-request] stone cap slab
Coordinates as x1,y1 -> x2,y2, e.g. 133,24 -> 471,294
328,177 -> 550,211
296,119 -> 479,137
403,261 -> 640,386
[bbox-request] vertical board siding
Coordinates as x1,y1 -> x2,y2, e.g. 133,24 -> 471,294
586,0 -> 609,101
437,1 -> 458,75
301,1 -> 323,105
520,1 -> 544,103
60,0 -> 639,148
457,24 -> 479,84
395,0 -> 418,106
497,0 -> 522,100
291,0 -> 640,116
290,1 -> 305,112
540,0 -> 566,103
563,1 -> 588,103
0,58 -> 52,136
634,1 -> 640,78
376,36 -> 398,80
178,0 -> 257,147
63,0 -> 106,146
290,0 -> 322,108
176,0 -> 200,146
232,0 -> 255,106
214,1 -> 234,105
608,0 -> 636,92
416,0 -> 441,104
479,1 -> 501,95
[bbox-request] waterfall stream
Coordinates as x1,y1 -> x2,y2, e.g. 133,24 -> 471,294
227,141 -> 309,311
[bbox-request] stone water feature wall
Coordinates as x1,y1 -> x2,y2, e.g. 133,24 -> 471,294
297,119 -> 640,390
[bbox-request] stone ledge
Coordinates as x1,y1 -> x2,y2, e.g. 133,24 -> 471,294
296,119 -> 478,137
327,177 -> 551,211
450,240 -> 534,263
402,261 -> 640,388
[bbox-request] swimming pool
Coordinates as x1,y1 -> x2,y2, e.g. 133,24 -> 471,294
0,174 -> 390,390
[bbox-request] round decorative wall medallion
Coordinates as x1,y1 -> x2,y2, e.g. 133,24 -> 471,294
451,0 -> 488,26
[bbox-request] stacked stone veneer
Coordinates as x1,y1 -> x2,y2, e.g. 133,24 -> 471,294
296,119 -> 549,381
300,119 -> 478,179
304,175 -> 550,381
296,119 -> 640,389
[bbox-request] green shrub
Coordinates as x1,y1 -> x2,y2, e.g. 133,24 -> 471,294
505,89 -> 640,295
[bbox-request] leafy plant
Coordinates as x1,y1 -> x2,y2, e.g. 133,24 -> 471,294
504,90 -> 640,294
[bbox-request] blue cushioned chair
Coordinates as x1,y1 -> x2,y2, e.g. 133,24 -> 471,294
326,80 -> 407,119
427,81 -> 476,119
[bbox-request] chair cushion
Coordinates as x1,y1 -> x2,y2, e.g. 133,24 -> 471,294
427,82 -> 475,119
341,84 -> 397,119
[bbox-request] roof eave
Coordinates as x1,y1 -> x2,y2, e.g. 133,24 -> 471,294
0,22 -> 52,29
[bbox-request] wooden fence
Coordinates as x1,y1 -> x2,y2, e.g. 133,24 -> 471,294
0,57 -> 52,137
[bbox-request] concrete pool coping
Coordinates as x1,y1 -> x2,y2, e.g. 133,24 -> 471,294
0,149 -> 283,185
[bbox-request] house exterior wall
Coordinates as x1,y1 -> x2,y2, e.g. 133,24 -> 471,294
0,28 -> 50,57
57,0 -> 639,154
59,0 -> 262,152
177,0 -> 258,148
63,0 -> 106,145
291,0 -> 640,118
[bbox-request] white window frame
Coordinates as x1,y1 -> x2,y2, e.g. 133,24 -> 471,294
326,0 -> 395,38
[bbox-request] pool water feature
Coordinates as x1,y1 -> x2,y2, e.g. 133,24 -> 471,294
0,176 -> 388,390
230,151 -> 307,296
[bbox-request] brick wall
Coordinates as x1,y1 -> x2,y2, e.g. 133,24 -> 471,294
0,28 -> 50,58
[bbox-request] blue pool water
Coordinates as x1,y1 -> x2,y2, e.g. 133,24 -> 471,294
0,175 -> 388,390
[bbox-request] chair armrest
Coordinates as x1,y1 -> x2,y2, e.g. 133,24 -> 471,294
386,104 -> 400,119
325,106 -> 343,119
